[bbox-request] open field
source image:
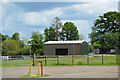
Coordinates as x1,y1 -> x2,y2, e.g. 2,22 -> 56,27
2,66 -> 118,78
1,55 -> 118,67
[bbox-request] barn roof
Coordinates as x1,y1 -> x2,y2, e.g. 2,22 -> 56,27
44,40 -> 87,44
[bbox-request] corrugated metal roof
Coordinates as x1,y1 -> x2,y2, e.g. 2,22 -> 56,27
44,40 -> 86,44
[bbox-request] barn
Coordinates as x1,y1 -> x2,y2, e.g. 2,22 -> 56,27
44,40 -> 89,55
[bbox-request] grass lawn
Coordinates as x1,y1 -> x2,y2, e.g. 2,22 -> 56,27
1,56 -> 118,67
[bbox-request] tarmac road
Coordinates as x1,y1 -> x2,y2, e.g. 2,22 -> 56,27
1,66 -> 118,78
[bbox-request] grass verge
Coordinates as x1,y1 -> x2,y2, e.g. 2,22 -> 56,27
20,74 -> 50,78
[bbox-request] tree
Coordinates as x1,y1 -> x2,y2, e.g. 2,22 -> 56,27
93,11 -> 120,33
29,31 -> 44,55
18,40 -> 25,48
93,42 -> 101,49
18,45 -> 31,55
48,27 -> 56,41
89,11 -> 120,48
99,32 -> 119,48
52,17 -> 62,41
2,39 -> 20,56
0,33 -> 10,42
60,22 -> 79,41
89,45 -> 94,52
44,27 -> 56,42
29,31 -> 44,65
44,28 -> 49,42
12,32 -> 20,41
21,38 -> 29,45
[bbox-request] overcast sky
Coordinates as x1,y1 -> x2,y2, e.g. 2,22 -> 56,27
1,0 -> 119,42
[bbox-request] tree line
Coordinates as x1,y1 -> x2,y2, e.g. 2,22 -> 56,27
1,11 -> 120,56
1,17 -> 83,56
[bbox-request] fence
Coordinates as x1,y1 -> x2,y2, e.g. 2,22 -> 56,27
0,56 -> 9,60
0,55 -> 32,60
35,54 -> 119,65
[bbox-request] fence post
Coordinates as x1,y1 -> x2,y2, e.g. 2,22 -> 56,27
102,55 -> 104,64
33,53 -> 35,66
72,55 -> 74,65
87,55 -> 89,64
116,54 -> 118,64
57,55 -> 59,65
45,55 -> 47,65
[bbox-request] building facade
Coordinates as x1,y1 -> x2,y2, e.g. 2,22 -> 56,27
44,40 -> 89,55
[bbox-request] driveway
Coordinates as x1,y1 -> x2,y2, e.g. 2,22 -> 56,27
1,66 -> 118,78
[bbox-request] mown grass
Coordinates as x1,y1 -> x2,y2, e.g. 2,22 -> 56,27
1,56 -> 118,67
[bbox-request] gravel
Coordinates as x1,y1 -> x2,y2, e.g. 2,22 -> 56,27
1,66 -> 118,78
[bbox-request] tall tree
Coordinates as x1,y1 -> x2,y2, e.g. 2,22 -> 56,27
12,32 -> 20,41
89,11 -> 120,48
44,27 -> 56,42
48,27 -> 56,41
60,22 -> 79,41
44,28 -> 49,42
93,11 -> 120,33
29,31 -> 44,55
52,17 -> 62,40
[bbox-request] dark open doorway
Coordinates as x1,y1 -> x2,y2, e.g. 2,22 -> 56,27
56,48 -> 68,55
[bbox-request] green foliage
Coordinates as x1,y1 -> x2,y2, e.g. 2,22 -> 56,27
12,32 -> 20,41
2,39 -> 21,55
0,33 -> 10,41
18,45 -> 30,55
49,27 -> 56,41
99,32 -> 119,48
93,11 -> 120,33
89,11 -> 120,48
44,28 -> 49,42
18,40 -> 25,48
93,42 -> 101,49
60,22 -> 79,41
44,27 -> 56,41
44,18 -> 80,41
44,17 -> 62,41
29,31 -> 44,55
89,45 -> 94,52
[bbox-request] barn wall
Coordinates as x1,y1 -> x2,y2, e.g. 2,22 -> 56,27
80,42 -> 89,55
44,44 -> 80,55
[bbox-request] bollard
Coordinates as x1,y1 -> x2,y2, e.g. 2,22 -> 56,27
28,63 -> 33,75
38,62 -> 40,75
40,61 -> 44,76
28,61 -> 44,76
